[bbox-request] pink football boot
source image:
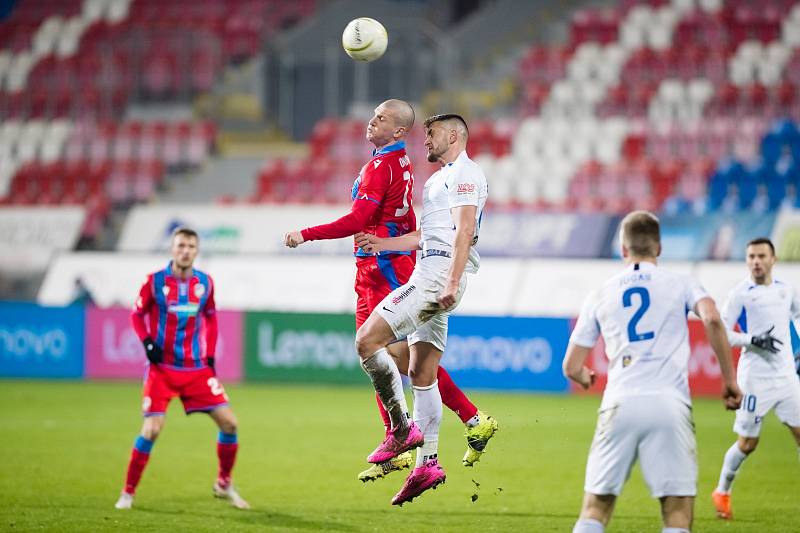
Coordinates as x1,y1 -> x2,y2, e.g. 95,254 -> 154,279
391,458 -> 446,506
367,422 -> 424,464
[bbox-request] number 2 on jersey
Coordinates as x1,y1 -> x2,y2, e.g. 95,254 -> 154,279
394,171 -> 413,217
622,287 -> 655,342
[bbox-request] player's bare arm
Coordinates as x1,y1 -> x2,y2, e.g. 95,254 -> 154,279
354,230 -> 421,254
695,297 -> 742,410
439,204 -> 476,309
562,344 -> 596,390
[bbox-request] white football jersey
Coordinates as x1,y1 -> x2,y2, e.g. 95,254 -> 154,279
721,278 -> 800,380
570,261 -> 709,408
419,150 -> 488,274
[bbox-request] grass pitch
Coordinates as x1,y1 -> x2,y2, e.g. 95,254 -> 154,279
1,381 -> 798,532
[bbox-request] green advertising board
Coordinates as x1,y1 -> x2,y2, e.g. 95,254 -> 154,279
244,311 -> 367,384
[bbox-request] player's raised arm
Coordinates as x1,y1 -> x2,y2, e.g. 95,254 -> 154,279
284,197 -> 383,247
695,297 -> 742,410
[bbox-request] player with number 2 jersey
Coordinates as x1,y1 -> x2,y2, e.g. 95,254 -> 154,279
563,211 -> 741,533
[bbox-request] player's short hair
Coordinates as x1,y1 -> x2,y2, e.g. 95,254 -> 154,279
746,237 -> 775,255
620,210 -> 660,258
172,226 -> 199,242
381,99 -> 415,130
424,113 -> 469,139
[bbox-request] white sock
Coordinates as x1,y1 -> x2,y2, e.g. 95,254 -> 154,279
412,380 -> 442,467
716,442 -> 748,493
361,348 -> 408,430
662,528 -> 690,533
465,413 -> 481,428
573,518 -> 604,533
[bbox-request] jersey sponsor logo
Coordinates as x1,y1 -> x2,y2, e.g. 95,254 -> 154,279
374,159 -> 382,169
398,155 -> 410,168
391,285 -> 416,305
457,183 -> 475,194
167,303 -> 200,315
194,284 -> 206,298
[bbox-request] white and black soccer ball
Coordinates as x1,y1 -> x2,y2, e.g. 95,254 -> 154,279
342,17 -> 388,62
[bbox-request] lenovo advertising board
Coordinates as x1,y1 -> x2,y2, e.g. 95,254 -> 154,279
84,307 -> 243,381
0,302 -> 85,378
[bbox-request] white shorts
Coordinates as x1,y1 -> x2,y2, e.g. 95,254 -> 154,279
585,395 -> 697,498
375,268 -> 466,352
734,375 -> 800,437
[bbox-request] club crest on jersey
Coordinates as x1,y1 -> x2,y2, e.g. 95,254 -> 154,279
622,355 -> 632,368
194,284 -> 206,298
162,286 -> 170,296
457,183 -> 475,194
374,159 -> 382,168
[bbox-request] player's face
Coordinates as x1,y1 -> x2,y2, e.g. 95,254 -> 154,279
746,243 -> 775,283
171,234 -> 198,270
425,123 -> 450,163
366,104 -> 398,147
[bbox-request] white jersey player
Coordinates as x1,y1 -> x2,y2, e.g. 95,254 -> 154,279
353,113 -> 488,506
563,211 -> 741,533
711,238 -> 800,521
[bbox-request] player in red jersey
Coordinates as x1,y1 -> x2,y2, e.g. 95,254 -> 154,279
284,99 -> 498,481
114,227 -> 249,510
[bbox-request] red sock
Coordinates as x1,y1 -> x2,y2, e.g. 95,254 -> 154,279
124,437 -> 154,494
375,392 -> 391,431
217,432 -> 238,486
438,366 -> 477,423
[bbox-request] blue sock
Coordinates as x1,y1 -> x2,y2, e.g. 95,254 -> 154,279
134,435 -> 155,454
218,432 -> 237,444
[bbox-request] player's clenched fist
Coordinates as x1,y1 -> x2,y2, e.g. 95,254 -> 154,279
284,230 -> 305,248
354,232 -> 382,254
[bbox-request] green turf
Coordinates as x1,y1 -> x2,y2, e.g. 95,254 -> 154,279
1,381 -> 798,532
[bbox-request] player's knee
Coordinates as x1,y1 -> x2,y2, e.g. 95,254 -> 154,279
354,331 -> 377,359
738,437 -> 758,454
407,367 -> 430,386
142,419 -> 163,440
220,418 -> 237,435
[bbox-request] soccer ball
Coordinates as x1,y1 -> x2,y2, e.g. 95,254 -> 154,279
342,18 -> 388,62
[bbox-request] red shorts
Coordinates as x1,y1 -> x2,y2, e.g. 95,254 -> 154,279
355,254 -> 415,328
142,365 -> 229,416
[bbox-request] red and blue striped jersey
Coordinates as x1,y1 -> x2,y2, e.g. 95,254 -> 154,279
131,262 -> 218,369
300,141 -> 416,257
